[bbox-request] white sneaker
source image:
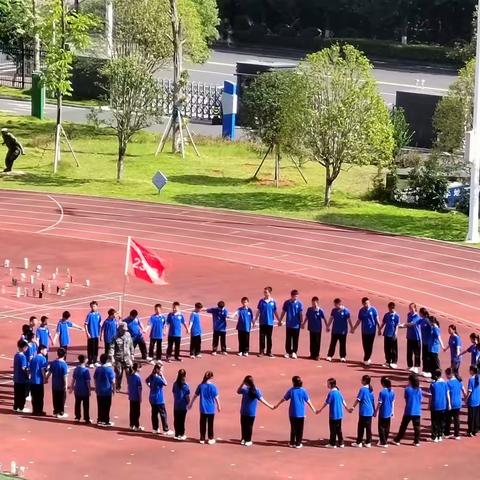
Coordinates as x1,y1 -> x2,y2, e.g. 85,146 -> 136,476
413,443 -> 420,447
20,407 -> 31,413
408,366 -> 415,372
325,444 -> 337,449
104,422 -> 115,427
244,352 -> 248,357
153,429 -> 161,434
26,395 -> 32,402
208,439 -> 216,445
138,426 -> 145,431
211,351 -> 217,356
382,363 -> 390,368
412,367 -> 419,374
221,351 -> 228,356
422,371 -> 432,378
338,444 -> 345,448
146,356 -> 153,361
295,444 -> 303,449
149,360 -> 156,365
190,355 -> 195,359
455,436 -> 460,440
199,440 -> 205,444
326,356 -> 332,362
163,430 -> 174,436
240,439 -> 245,445
88,364 -> 95,369
291,353 -> 297,359
364,443 -> 371,448
196,354 -> 202,358
390,363 -> 397,369
57,413 -> 69,419
351,442 -> 362,448
284,353 -> 290,358
377,442 -> 388,448
237,352 -> 243,356
392,441 -> 400,446
245,441 -> 253,446
366,359 -> 371,365
179,435 -> 187,440
131,426 -> 138,431
340,358 -> 346,363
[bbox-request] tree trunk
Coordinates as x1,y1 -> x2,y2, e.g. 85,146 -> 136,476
117,142 -> 126,182
170,0 -> 184,154
53,92 -> 62,173
324,165 -> 333,206
274,143 -> 281,188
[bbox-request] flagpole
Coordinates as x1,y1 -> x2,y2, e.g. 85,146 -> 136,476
120,236 -> 131,315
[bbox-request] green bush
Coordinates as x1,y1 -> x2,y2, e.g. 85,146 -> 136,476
71,56 -> 108,100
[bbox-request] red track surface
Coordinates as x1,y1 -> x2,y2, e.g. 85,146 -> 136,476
0,190 -> 479,480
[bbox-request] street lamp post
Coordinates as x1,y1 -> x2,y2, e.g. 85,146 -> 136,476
466,1 -> 480,243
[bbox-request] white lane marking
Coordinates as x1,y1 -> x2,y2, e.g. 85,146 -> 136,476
376,80 -> 447,92
36,195 -> 64,233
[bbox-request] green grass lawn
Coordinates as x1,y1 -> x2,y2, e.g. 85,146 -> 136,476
0,112 -> 471,243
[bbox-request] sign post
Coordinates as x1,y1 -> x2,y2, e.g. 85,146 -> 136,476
222,81 -> 237,140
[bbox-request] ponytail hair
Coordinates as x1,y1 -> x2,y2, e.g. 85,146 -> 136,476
470,366 -> 479,387
202,370 -> 214,384
419,307 -> 429,319
380,376 -> 392,390
175,369 -> 186,385
446,367 -> 462,382
448,324 -> 457,334
362,374 -> 373,392
243,375 -> 257,399
431,369 -> 442,381
408,373 -> 420,389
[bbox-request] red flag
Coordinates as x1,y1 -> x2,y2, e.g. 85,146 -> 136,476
126,237 -> 167,285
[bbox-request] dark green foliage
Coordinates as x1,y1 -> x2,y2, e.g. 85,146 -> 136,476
71,56 -> 108,100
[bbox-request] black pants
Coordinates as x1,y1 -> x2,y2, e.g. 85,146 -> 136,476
429,352 -> 440,373
114,361 -> 130,390
421,343 -> 429,372
285,328 -> 300,355
133,337 -> 147,360
259,325 -> 273,355
394,415 -> 421,444
151,403 -> 169,431
149,338 -> 162,360
4,147 -> 21,172
356,415 -> 372,444
30,383 -> 44,415
467,405 -> 480,435
190,335 -> 201,356
241,415 -> 255,442
238,331 -> 250,354
406,339 -> 421,368
200,413 -> 215,440
431,409 -> 445,439
60,345 -> 69,360
445,408 -> 460,437
329,419 -> 343,446
87,337 -> 99,365
75,395 -> 90,422
130,400 -> 141,428
384,336 -> 398,364
167,336 -> 181,359
361,334 -> 375,362
52,388 -> 66,415
97,394 -> 112,423
212,331 -> 226,352
174,410 -> 187,437
13,383 -> 27,411
378,417 -> 391,445
327,333 -> 347,359
309,331 -> 321,359
289,416 -> 304,446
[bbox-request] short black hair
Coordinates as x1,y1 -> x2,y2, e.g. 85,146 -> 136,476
57,348 -> 66,359
172,302 -> 180,308
217,301 -> 225,309
40,315 -> 48,322
195,302 -> 203,309
129,309 -> 138,317
62,311 -> 71,319
388,302 -> 395,309
90,300 -> 98,307
241,296 -> 249,303
334,298 -> 342,304
99,353 -> 108,364
107,308 -> 116,316
361,297 -> 369,304
311,296 -> 319,302
290,290 -> 299,296
17,340 -> 28,349
78,354 -> 86,363
154,303 -> 162,309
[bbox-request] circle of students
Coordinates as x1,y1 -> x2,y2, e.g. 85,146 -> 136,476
11,288 -> 480,448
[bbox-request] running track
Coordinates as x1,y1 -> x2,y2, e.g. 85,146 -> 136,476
1,189 -> 479,328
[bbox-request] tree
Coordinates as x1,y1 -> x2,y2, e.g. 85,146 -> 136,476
299,44 -> 394,205
39,0 -> 97,172
390,106 -> 413,158
433,59 -> 474,153
0,0 -> 32,50
102,56 -> 163,181
243,70 -> 307,186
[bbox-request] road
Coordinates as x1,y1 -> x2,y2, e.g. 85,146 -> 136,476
0,47 -> 458,136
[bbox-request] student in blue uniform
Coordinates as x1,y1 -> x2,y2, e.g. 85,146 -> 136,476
189,370 -> 221,445
352,298 -> 380,366
466,365 -> 480,436
379,302 -> 400,369
53,311 -> 82,358
317,377 -> 349,448
234,297 -> 254,357
166,302 -> 188,362
274,375 -> 316,448
189,303 -> 203,358
84,300 -> 102,368
351,375 -> 375,447
127,363 -> 143,431
29,345 -> 48,416
444,325 -> 462,372
237,375 -> 273,446
444,367 -> 465,440
326,298 -> 352,362
46,348 -> 69,418
69,354 -> 91,423
146,362 -> 173,435
207,301 -> 229,355
459,333 -> 480,367
419,308 -> 432,378
399,303 -> 422,374
393,374 -> 422,446
374,376 -> 395,447
94,353 -> 115,426
304,296 -> 326,361
429,369 -> 450,442
280,290 -> 304,359
255,286 -> 280,357
13,340 -> 29,413
147,303 -> 165,362
100,308 -> 118,357
124,310 -> 147,360
36,316 -> 53,360
25,330 -> 38,365
428,317 -> 445,376
172,368 -> 190,440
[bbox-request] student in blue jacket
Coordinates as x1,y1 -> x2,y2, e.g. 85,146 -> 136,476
94,353 -> 116,427
13,340 -> 29,413
429,369 -> 450,442
351,298 -> 380,366
46,347 -> 69,418
379,302 -> 400,369
466,365 -> 480,436
172,368 -> 190,440
317,377 -> 350,448
444,367 -> 465,440
233,297 -> 254,357
428,317 -> 445,376
84,300 -> 102,368
147,303 -> 166,362
444,325 -> 462,372
374,376 -> 395,447
274,375 -> 316,448
254,286 -> 280,357
237,375 -> 273,446
350,375 -> 375,447
206,301 -> 229,355
459,333 -> 480,367
326,298 -> 353,362
279,290 -> 304,359
399,303 -> 422,374
146,362 -> 173,435
69,354 -> 91,424
53,311 -> 83,358
303,296 -> 326,361
127,363 -> 143,431
393,374 -> 423,446
189,303 -> 203,359
29,345 -> 48,416
100,309 -> 118,358
166,302 -> 189,362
